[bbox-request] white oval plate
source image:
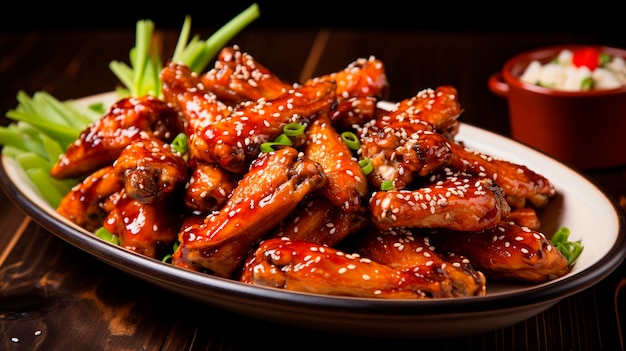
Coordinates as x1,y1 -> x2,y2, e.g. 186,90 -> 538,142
1,93 -> 624,338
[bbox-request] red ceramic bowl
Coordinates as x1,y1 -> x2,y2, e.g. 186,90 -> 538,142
489,45 -> 626,170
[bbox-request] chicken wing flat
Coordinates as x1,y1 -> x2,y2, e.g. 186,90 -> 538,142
305,56 -> 389,101
56,165 -> 123,232
183,159 -> 239,213
369,172 -> 510,232
240,237 -> 481,299
173,147 -> 326,278
387,86 -> 462,132
355,227 -> 486,297
102,190 -> 182,260
113,134 -> 188,203
201,45 -> 294,105
425,221 -> 570,282
304,113 -> 368,212
191,80 -> 337,174
273,196 -> 369,247
51,95 -> 183,180
446,142 -> 556,209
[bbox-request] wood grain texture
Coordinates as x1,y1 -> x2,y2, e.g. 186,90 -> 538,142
1,26 -> 625,351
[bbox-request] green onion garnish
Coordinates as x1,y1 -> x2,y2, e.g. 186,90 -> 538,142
359,158 -> 373,175
171,132 -> 188,155
551,227 -> 583,265
260,134 -> 292,152
283,123 -> 305,137
580,77 -> 593,91
381,180 -> 395,191
95,227 -> 119,245
341,131 -> 361,150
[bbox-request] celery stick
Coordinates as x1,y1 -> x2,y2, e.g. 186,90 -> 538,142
15,152 -> 52,173
108,60 -> 134,96
0,125 -> 28,150
172,15 -> 193,62
41,133 -> 64,163
6,110 -> 80,147
24,168 -> 69,208
132,20 -> 155,97
192,3 -> 261,73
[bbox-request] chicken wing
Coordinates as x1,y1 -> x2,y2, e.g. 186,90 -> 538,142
358,86 -> 462,189
446,142 -> 556,209
240,237 -> 483,299
183,159 -> 239,213
369,172 -> 510,232
102,190 -> 182,260
50,95 -> 183,179
273,196 -> 369,247
304,113 -> 368,212
425,221 -> 570,282
173,147 -> 326,278
355,227 -> 486,297
305,55 -> 389,101
113,134 -> 188,203
201,45 -> 294,105
191,80 -> 337,173
56,165 -> 123,232
160,61 -> 233,154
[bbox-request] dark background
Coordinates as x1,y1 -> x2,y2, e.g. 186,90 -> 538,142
0,1 -> 622,33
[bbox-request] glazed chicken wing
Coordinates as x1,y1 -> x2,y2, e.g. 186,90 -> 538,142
50,95 -> 183,180
160,61 -> 233,148
369,172 -> 510,232
446,142 -> 556,209
113,134 -> 188,203
355,227 -> 486,297
240,237 -> 483,298
102,190 -> 182,260
56,165 -> 123,232
273,196 -> 369,247
425,221 -> 570,282
183,159 -> 239,213
305,56 -> 389,101
173,147 -> 326,278
304,113 -> 368,212
190,80 -> 337,173
358,86 -> 462,189
201,45 -> 294,105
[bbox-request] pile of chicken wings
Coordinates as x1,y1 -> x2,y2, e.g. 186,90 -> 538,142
53,45 -> 570,299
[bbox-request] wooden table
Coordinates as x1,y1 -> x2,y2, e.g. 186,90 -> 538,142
1,20 -> 626,351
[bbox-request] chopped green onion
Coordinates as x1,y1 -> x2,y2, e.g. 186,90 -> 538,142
381,180 -> 395,191
283,123 -> 305,137
599,53 -> 612,66
551,227 -> 583,265
260,134 -> 292,152
161,241 -> 180,263
359,158 -> 373,175
341,131 -> 361,150
95,227 -> 119,245
171,132 -> 188,155
580,77 -> 593,91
